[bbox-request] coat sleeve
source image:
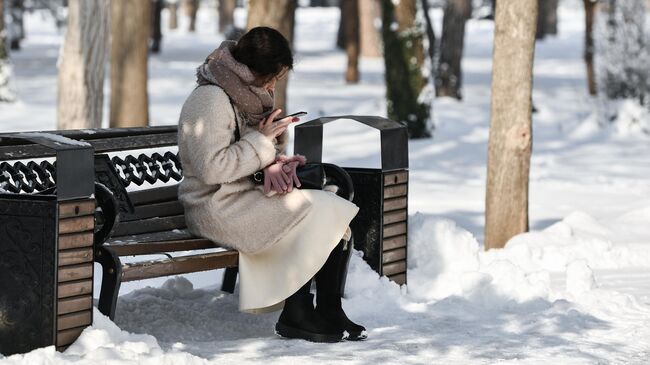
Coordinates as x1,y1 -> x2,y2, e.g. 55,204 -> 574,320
179,90 -> 277,185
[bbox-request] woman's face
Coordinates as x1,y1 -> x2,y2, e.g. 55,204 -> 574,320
262,67 -> 289,92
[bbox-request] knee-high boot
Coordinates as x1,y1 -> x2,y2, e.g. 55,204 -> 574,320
314,239 -> 367,341
275,278 -> 344,343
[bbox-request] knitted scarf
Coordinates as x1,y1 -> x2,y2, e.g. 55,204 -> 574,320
196,40 -> 275,126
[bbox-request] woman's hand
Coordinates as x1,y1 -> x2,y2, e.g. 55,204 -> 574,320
258,109 -> 300,140
263,162 -> 292,194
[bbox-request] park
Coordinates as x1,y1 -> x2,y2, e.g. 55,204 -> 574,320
1,0 -> 650,363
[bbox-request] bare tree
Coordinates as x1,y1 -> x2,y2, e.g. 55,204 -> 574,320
436,0 -> 472,99
168,0 -> 179,30
151,0 -> 163,53
0,0 -> 16,102
420,0 -> 437,67
537,0 -> 559,39
110,0 -> 151,128
219,0 -> 237,33
381,0 -> 432,138
584,0 -> 597,95
359,0 -> 381,57
247,0 -> 298,113
58,0 -> 110,129
184,0 -> 199,32
485,0 -> 538,250
8,0 -> 25,50
342,0 -> 360,83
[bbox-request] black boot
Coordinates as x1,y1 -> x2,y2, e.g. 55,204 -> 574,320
315,239 -> 367,341
275,279 -> 345,343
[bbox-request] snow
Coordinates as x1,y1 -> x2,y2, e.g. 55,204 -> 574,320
2,1 -> 650,364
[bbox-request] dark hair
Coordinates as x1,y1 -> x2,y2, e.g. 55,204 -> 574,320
232,27 -> 294,84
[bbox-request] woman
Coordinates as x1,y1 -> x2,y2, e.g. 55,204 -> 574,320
177,27 -> 366,342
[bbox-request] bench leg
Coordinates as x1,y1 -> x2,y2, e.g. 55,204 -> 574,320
221,267 -> 238,293
95,246 -> 122,320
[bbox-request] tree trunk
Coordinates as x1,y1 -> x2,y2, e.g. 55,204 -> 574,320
151,0 -> 163,53
8,0 -> 25,50
584,0 -> 596,95
185,0 -> 199,32
546,0 -> 558,35
219,0 -> 237,33
247,0 -> 298,113
359,0 -> 381,57
485,0 -> 537,250
110,0 -> 151,128
536,0 -> 548,39
168,0 -> 179,30
336,1 -> 346,49
58,0 -> 110,129
0,0 -> 15,102
420,0 -> 437,68
343,0 -> 360,83
381,0 -> 432,138
436,0 -> 471,100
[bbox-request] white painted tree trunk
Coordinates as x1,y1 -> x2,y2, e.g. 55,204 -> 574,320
359,0 -> 381,58
110,0 -> 151,128
57,0 -> 110,129
485,0 -> 537,250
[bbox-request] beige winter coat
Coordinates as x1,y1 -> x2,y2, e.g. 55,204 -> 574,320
177,85 -> 312,254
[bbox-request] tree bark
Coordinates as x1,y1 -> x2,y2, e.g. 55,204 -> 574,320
485,0 -> 537,250
58,0 -> 110,129
343,0 -> 360,83
420,0 -> 437,68
546,0 -> 558,35
185,0 -> 199,32
381,0 -> 432,138
110,0 -> 151,128
151,0 -> 163,53
584,0 -> 596,95
8,0 -> 25,50
436,0 -> 471,99
246,0 -> 298,113
168,0 -> 179,30
219,0 -> 237,33
359,0 -> 381,57
336,1 -> 346,49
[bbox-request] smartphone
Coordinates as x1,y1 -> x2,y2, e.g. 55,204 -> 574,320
273,111 -> 307,122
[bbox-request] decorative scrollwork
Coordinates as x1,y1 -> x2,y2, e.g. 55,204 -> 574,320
110,151 -> 183,188
0,160 -> 56,194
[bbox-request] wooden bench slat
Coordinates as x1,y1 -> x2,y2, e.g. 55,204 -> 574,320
107,238 -> 220,256
87,133 -> 178,153
112,215 -> 187,237
129,184 -> 178,205
107,229 -> 194,244
122,250 -> 238,282
121,200 -> 184,222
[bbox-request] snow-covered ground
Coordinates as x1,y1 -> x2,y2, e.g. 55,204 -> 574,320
2,1 -> 650,364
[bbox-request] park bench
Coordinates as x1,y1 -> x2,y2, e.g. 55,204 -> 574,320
0,126 -> 354,323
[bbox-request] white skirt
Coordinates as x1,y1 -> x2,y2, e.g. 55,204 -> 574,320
238,189 -> 359,313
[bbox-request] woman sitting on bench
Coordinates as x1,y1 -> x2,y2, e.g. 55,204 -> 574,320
176,26 -> 366,342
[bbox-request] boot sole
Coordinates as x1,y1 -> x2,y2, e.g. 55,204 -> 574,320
275,322 -> 344,343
